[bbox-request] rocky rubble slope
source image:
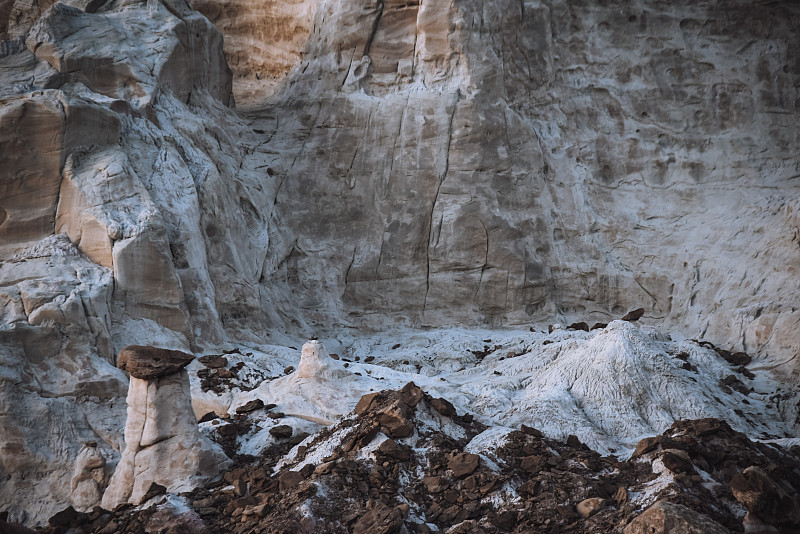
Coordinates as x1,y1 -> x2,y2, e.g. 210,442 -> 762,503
1,0 -> 799,527
20,381 -> 800,533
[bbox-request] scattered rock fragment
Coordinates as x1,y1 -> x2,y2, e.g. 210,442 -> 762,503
278,470 -> 305,492
623,501 -> 730,534
378,439 -> 411,461
270,425 -> 293,439
236,399 -> 264,414
730,465 -> 800,528
430,397 -> 457,417
139,481 -> 167,504
448,452 -> 480,478
568,321 -> 590,331
577,497 -> 605,518
621,308 -> 645,322
198,355 -> 228,369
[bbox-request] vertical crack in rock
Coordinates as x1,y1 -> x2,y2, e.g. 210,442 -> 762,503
363,0 -> 385,57
424,90 -> 459,314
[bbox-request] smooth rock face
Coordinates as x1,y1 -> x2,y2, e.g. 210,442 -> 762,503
623,501 -> 730,534
101,370 -> 230,510
116,345 -> 195,380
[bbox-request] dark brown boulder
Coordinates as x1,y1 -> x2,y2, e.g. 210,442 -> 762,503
398,382 -> 423,407
378,438 -> 411,461
661,451 -> 694,474
352,501 -> 407,534
430,397 -> 457,417
622,308 -> 645,322
269,425 -> 293,439
198,355 -> 228,368
48,506 -> 88,528
0,519 -> 38,534
568,322 -> 590,332
631,435 -> 680,459
278,470 -> 305,492
520,455 -> 545,474
520,424 -> 543,437
448,452 -> 480,478
355,392 -> 381,415
236,399 -> 264,414
139,481 -> 167,504
731,466 -> 800,527
377,401 -> 414,438
117,345 -> 194,379
623,501 -> 730,534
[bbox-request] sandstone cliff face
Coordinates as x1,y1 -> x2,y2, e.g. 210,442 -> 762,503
194,0 -> 800,362
0,0 -> 798,525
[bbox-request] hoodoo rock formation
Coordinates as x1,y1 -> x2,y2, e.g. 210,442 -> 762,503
101,346 -> 229,510
0,0 -> 798,529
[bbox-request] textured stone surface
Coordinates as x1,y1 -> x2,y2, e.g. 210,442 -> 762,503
116,345 -> 194,380
624,501 -> 730,534
101,370 -> 230,510
1,0 -> 799,525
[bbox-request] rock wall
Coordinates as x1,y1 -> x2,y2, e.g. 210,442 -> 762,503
1,0 -> 799,524
208,0 -> 800,363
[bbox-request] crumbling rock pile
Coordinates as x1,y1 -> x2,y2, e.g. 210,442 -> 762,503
30,386 -> 800,534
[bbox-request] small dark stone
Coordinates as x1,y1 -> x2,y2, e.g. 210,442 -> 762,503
568,321 -> 590,332
139,482 -> 167,504
520,424 -> 543,437
448,452 -> 480,478
723,351 -> 752,367
430,397 -> 457,417
198,355 -> 228,369
662,452 -> 694,474
270,425 -> 293,439
591,322 -> 608,330
621,308 -> 645,322
278,470 -> 305,491
284,366 -> 295,374
199,412 -> 218,423
566,434 -> 583,448
48,507 -> 80,527
236,399 -> 265,414
378,439 -> 411,461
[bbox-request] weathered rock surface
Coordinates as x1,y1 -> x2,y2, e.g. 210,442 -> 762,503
623,501 -> 730,534
116,345 -> 195,380
1,0 -> 800,526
